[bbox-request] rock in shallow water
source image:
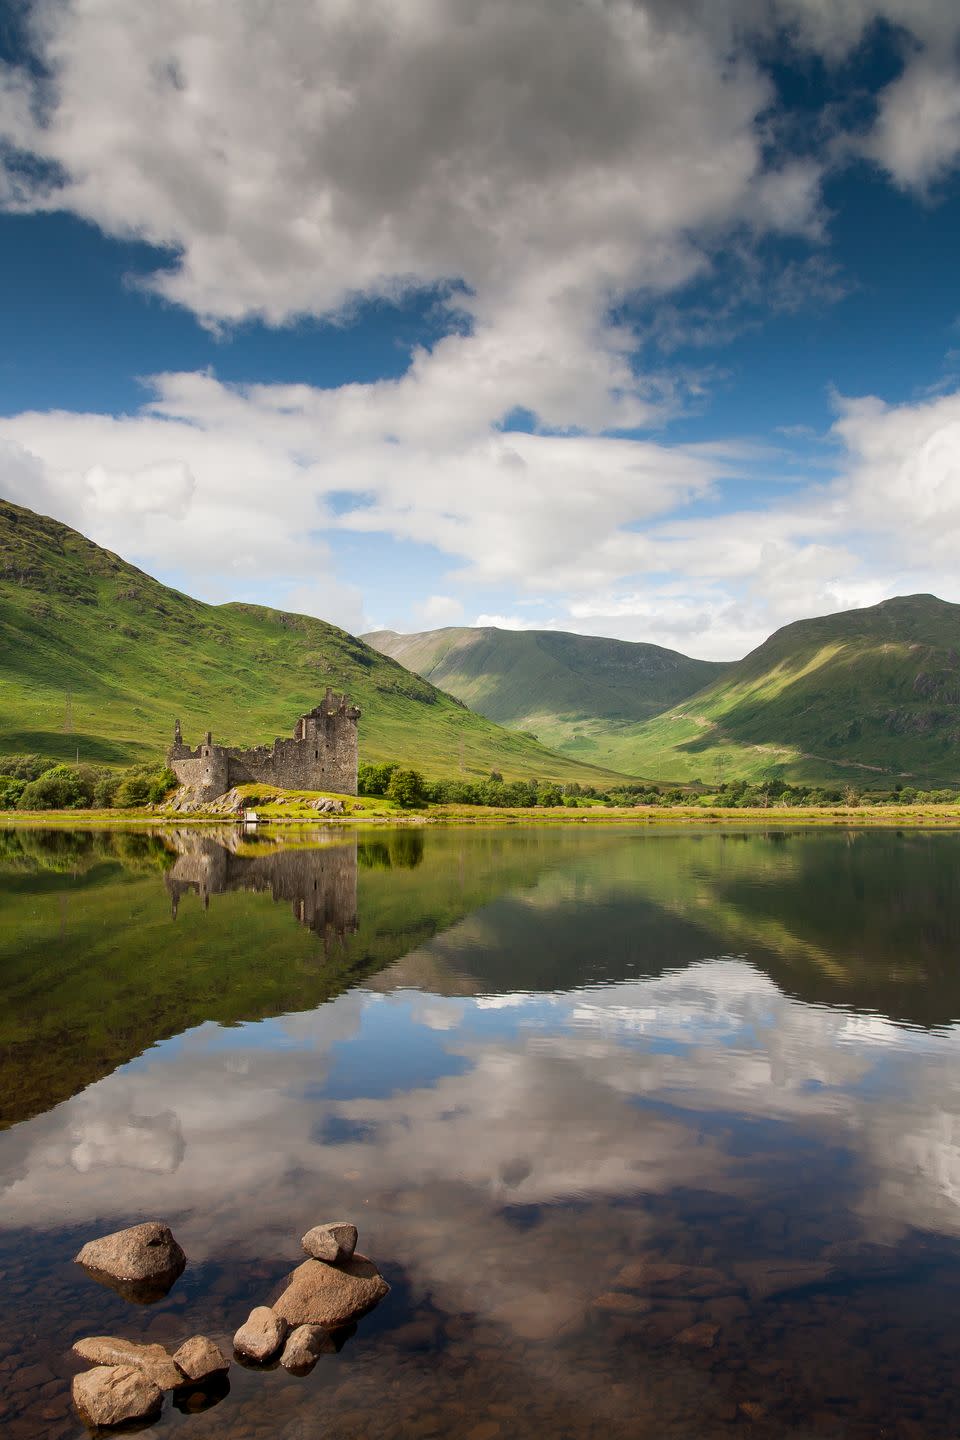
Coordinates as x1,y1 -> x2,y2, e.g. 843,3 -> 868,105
274,1254 -> 389,1328
72,1335 -> 183,1391
234,1306 -> 287,1363
74,1221 -> 186,1302
172,1334 -> 230,1382
71,1364 -> 163,1428
301,1221 -> 358,1263
280,1324 -> 331,1374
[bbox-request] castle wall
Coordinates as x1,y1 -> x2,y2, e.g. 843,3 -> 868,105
168,744 -> 230,803
167,694 -> 359,800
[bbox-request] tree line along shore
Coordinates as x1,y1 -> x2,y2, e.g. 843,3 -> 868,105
2,753 -> 960,825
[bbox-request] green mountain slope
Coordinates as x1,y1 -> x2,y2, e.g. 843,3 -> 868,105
611,595 -> 960,785
0,500 -> 629,784
363,624 -> 728,763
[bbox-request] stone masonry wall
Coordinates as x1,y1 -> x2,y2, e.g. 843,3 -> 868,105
167,745 -> 230,802
168,692 -> 359,802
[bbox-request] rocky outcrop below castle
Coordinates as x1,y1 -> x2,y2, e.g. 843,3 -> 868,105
163,785 -> 345,816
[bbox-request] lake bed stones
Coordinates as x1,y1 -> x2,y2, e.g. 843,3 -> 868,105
590,1291 -> 654,1315
274,1254 -> 389,1328
675,1320 -> 720,1349
733,1258 -> 835,1301
172,1334 -> 230,1382
234,1305 -> 287,1363
72,1364 -> 163,1428
301,1221 -> 358,1263
74,1221 -> 186,1302
72,1335 -> 183,1390
614,1259 -> 735,1299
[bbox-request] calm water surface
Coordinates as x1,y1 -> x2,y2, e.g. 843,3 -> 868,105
2,824 -> 960,1439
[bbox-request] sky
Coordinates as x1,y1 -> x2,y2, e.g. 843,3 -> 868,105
0,1 -> 959,660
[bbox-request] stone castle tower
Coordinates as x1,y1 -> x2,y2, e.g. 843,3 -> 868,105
167,689 -> 360,802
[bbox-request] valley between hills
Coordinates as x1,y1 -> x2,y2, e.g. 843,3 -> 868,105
2,498 -> 959,788
367,596 -> 960,787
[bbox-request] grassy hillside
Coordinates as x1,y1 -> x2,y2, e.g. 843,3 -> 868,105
364,624 -> 727,760
609,595 -> 960,785
0,500 -> 629,785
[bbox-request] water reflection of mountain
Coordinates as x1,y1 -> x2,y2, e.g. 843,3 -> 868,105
0,826 -> 549,1128
3,825 -> 960,1130
370,830 -> 960,1029
164,832 -> 359,943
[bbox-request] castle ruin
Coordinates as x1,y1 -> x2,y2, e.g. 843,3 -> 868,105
167,690 -> 360,802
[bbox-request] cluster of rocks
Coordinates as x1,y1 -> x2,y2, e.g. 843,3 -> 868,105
71,1334 -> 229,1431
233,1221 -> 389,1375
69,1217 -> 388,1430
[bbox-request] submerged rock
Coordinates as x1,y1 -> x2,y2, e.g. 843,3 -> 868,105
279,1324 -> 331,1374
674,1320 -> 720,1349
72,1364 -> 163,1429
72,1335 -> 183,1391
74,1221 -> 186,1302
274,1254 -> 389,1328
734,1259 -> 835,1301
172,1335 -> 230,1382
301,1222 -> 358,1263
234,1306 -> 287,1363
590,1291 -> 654,1315
173,1373 -> 230,1415
614,1259 -> 735,1298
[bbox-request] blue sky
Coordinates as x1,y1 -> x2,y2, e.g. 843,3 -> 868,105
1,2 -> 959,658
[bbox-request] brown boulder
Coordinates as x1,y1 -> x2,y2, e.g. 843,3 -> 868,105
279,1324 -> 331,1374
72,1365 -> 163,1428
274,1254 -> 389,1328
233,1306 -> 287,1363
172,1335 -> 230,1382
301,1221 -> 358,1263
74,1221 -> 186,1302
72,1335 -> 183,1390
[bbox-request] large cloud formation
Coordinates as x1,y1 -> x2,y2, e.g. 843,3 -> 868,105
1,1 -> 960,652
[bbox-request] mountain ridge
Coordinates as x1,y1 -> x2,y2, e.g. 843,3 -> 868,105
0,499 -> 631,785
363,624 -> 728,753
366,596 -> 960,785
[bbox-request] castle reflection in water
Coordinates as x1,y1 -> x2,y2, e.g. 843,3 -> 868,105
164,831 -> 359,943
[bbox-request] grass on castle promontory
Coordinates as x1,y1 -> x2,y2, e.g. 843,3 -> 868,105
0,499 -> 631,786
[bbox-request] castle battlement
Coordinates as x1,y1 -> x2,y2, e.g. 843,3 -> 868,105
167,689 -> 360,802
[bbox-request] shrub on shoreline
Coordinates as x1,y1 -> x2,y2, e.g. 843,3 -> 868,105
1,760 -> 177,812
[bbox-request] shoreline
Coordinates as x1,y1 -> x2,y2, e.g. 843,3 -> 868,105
4,802 -> 960,830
